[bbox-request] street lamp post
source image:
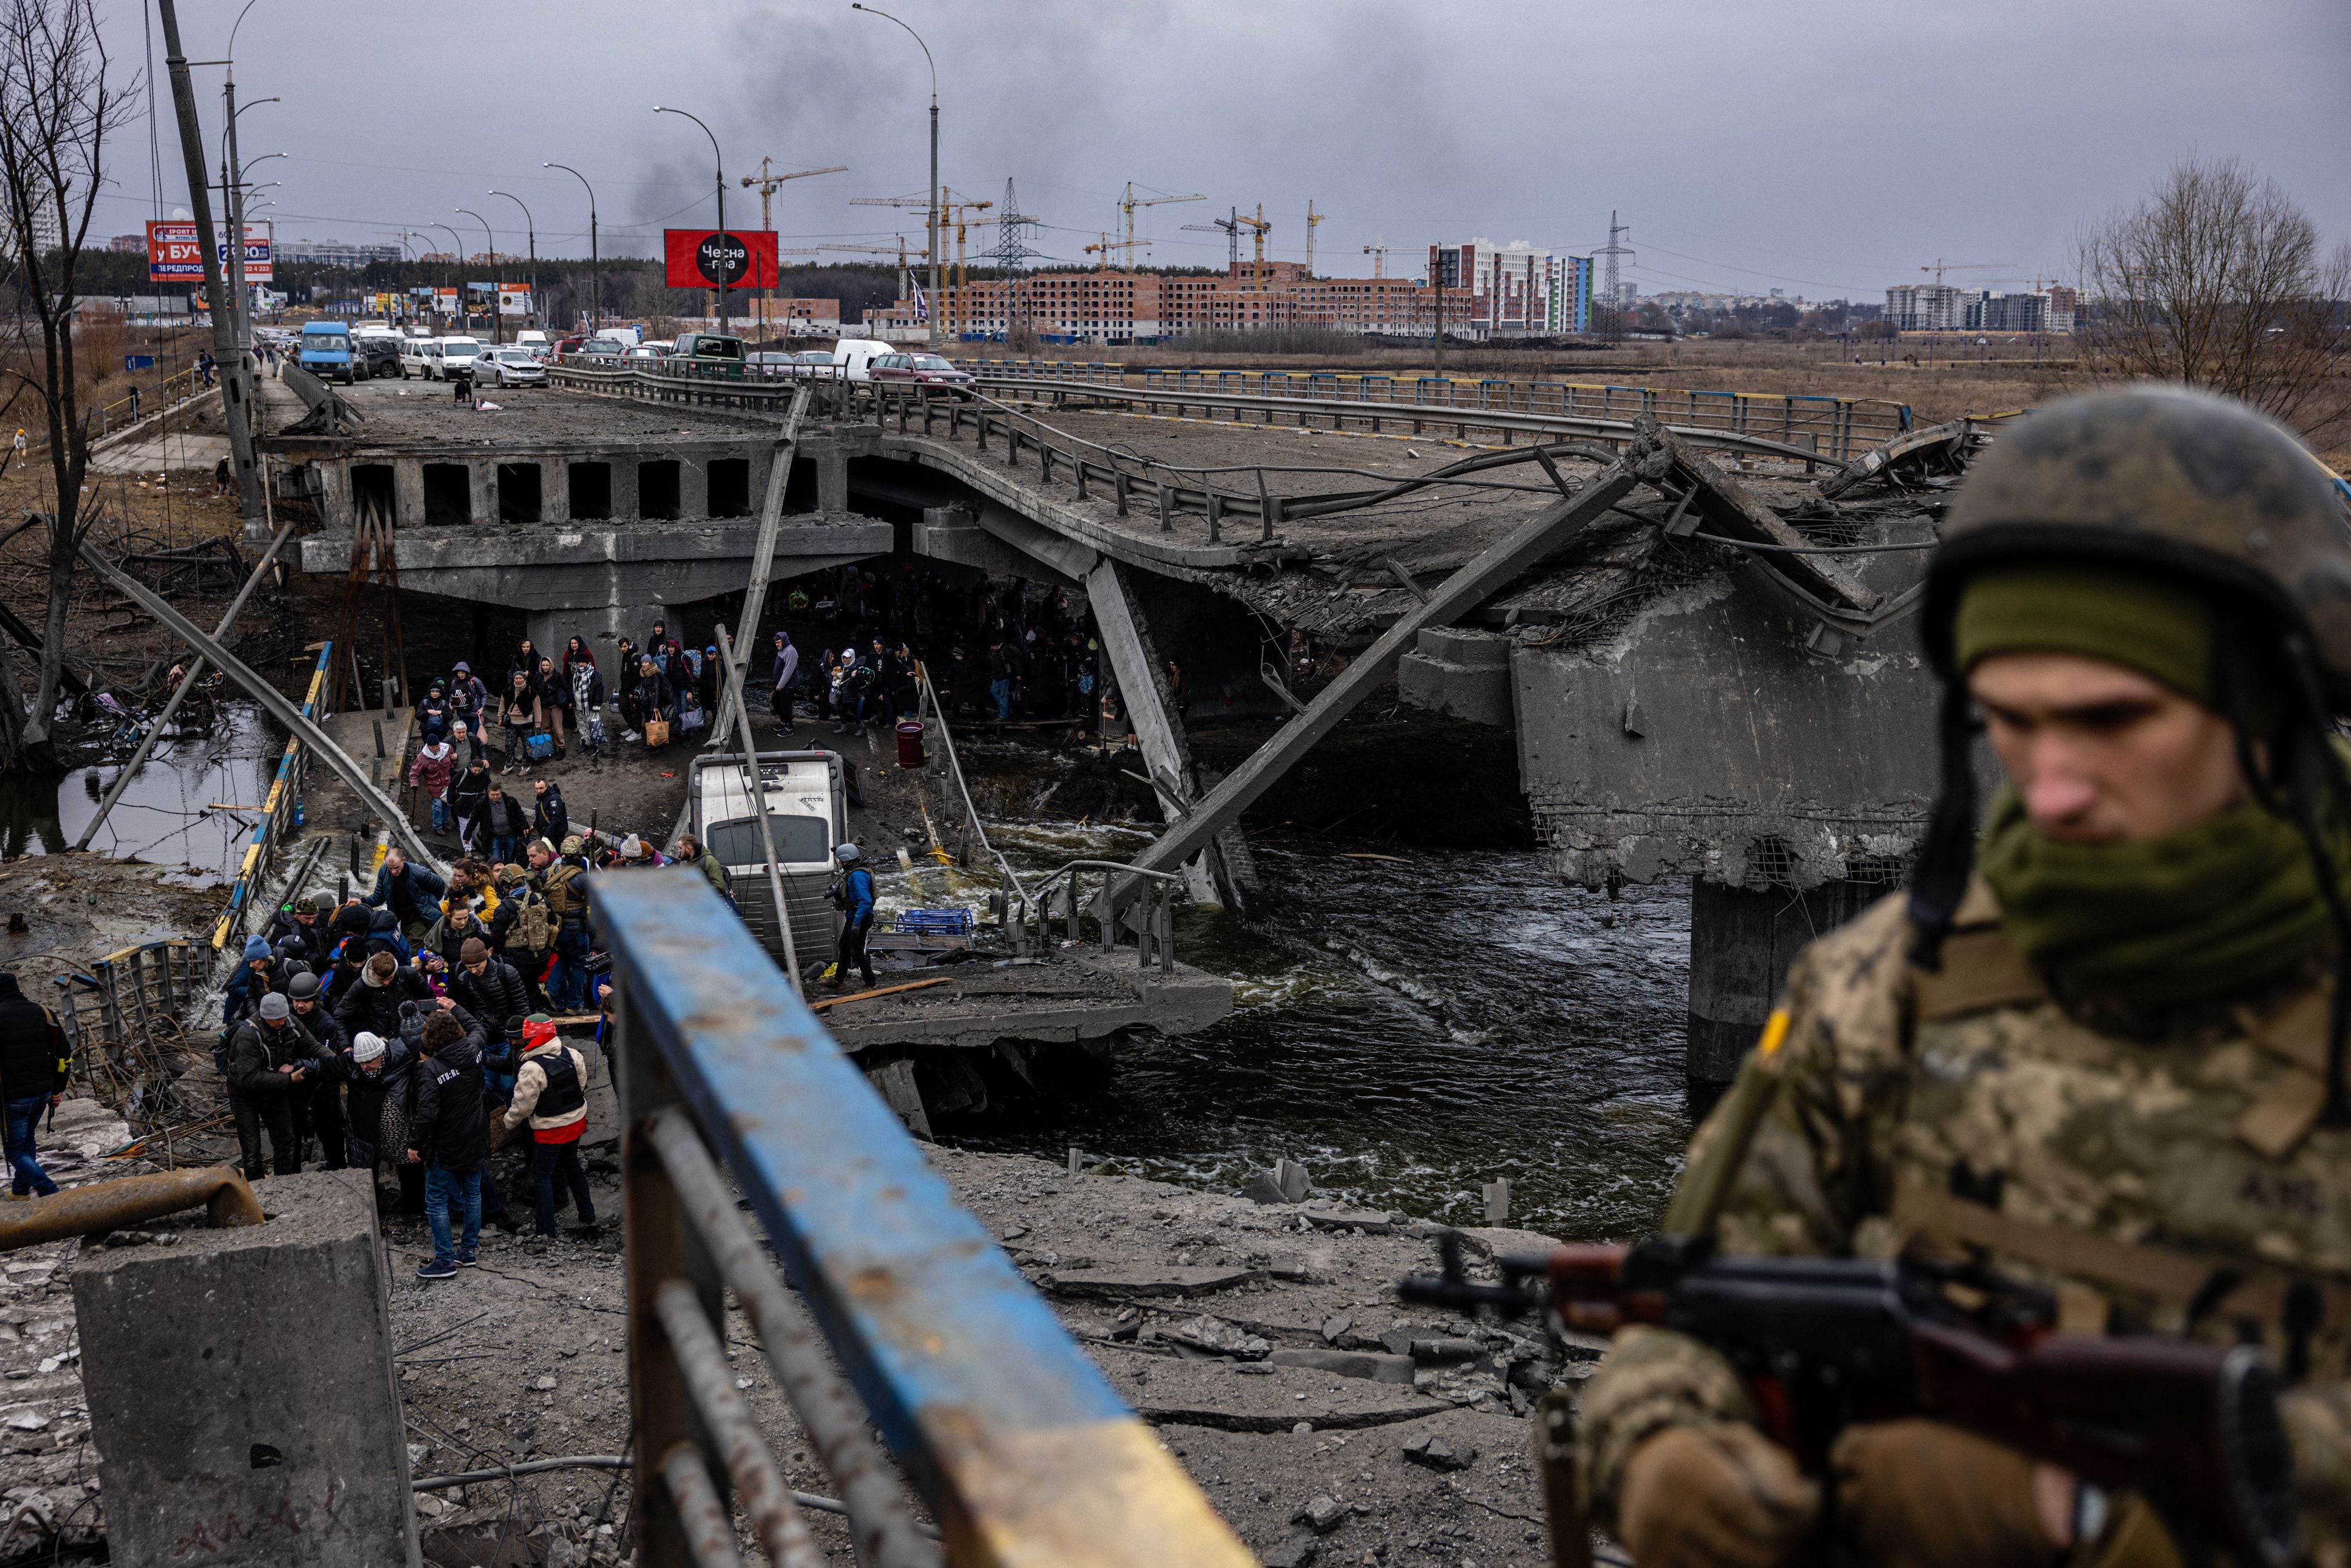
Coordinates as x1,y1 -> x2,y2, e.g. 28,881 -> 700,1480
544,162 -> 598,332
430,223 -> 465,331
488,189 -> 536,330
456,207 -> 496,342
654,106 -> 729,335
853,4 -> 939,347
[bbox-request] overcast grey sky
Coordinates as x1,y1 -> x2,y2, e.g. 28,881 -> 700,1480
96,0 -> 2351,301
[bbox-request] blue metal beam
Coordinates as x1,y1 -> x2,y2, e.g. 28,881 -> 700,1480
595,869 -> 1249,1566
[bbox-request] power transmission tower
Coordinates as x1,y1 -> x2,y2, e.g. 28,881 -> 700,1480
1598,210 -> 1633,306
991,179 -> 1046,274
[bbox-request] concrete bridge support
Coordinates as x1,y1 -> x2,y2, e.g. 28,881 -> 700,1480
1686,875 -> 1895,1082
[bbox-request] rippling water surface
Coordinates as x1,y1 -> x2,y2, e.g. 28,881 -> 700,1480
899,817 -> 1697,1239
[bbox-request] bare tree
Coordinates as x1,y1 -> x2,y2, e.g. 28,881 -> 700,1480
2075,155 -> 2349,438
0,0 -> 122,770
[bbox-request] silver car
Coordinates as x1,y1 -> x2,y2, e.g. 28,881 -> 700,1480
473,346 -> 547,388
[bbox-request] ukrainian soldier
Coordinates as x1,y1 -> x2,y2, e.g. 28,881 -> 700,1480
1577,387 -> 2351,1567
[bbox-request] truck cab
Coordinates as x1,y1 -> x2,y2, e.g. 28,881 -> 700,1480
687,749 -> 846,983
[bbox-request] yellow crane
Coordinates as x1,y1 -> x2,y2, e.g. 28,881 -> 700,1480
1362,236 -> 1393,278
1117,183 -> 1202,268
1304,200 -> 1324,278
739,158 -> 847,335
1237,203 -> 1271,280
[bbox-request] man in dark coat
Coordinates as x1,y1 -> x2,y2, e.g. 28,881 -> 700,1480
283,971 -> 349,1171
531,779 -> 570,846
225,991 -> 333,1180
406,1003 -> 493,1278
334,950 -> 433,1043
364,849 -> 449,944
264,889 -> 337,969
0,973 -> 67,1199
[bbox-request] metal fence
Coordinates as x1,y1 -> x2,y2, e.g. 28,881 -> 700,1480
208,640 -> 330,957
957,359 -> 1911,462
598,868 -> 1252,1566
50,936 -> 204,1077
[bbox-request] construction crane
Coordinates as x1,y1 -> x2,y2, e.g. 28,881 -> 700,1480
742,158 -> 849,231
1362,236 -> 1392,278
1304,200 -> 1324,278
1084,233 -> 1114,269
1116,183 -> 1201,268
1235,204 -> 1271,280
739,158 -> 847,339
1919,258 -> 2017,286
1182,210 -> 1241,272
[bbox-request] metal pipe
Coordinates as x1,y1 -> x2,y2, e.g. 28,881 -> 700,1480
0,1166 -> 262,1252
654,1278 -> 827,1568
647,1107 -> 937,1568
712,624 -> 803,1000
76,543 -> 444,870
76,517 -> 296,851
657,1443 -> 747,1568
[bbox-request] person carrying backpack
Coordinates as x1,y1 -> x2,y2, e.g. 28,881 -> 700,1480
501,1017 -> 597,1238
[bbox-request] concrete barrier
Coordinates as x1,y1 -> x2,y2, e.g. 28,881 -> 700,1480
72,1169 -> 419,1567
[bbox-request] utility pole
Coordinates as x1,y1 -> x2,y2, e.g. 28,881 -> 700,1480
156,0 -> 264,544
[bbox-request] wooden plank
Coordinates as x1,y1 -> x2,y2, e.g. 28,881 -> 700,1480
810,976 -> 954,1011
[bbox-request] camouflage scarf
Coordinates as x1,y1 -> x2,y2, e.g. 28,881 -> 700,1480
1975,787 -> 2339,1004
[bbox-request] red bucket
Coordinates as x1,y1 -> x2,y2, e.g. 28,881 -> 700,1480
895,718 -> 926,770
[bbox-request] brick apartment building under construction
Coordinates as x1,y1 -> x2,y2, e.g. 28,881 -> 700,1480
862,260 -> 1488,345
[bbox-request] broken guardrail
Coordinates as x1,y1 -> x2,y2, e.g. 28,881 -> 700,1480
598,868 -> 1251,1567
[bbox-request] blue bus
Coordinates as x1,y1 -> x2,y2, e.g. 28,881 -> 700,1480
297,321 -> 360,384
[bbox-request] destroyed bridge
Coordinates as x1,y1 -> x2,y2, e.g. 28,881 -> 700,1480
262,361 -> 1982,1080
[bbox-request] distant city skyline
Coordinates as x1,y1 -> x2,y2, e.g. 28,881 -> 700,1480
92,0 -> 2349,298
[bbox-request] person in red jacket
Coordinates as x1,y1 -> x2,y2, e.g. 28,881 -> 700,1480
500,1016 -> 597,1237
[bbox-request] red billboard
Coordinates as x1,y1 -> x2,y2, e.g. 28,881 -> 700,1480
145,219 -> 272,283
664,228 -> 776,290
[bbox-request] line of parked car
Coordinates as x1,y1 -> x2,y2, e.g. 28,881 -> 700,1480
271,321 -> 976,398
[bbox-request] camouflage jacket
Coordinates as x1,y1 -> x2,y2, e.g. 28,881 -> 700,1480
1578,879 -> 2351,1559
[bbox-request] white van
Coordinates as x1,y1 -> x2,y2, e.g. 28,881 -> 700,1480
515,329 -> 550,357
426,336 -> 483,381
829,337 -> 899,382
687,749 -> 846,981
397,336 -> 437,378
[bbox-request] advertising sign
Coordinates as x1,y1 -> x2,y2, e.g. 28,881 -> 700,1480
663,228 -> 777,290
433,289 -> 458,316
144,220 -> 271,283
497,286 -> 532,318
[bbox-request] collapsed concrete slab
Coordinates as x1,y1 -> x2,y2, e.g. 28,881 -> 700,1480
73,1169 -> 418,1568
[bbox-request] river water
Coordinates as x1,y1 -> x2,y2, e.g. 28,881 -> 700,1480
896,816 -> 1696,1241
0,702 -> 280,877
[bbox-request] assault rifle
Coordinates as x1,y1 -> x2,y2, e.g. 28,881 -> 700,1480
1401,1232 -> 2296,1567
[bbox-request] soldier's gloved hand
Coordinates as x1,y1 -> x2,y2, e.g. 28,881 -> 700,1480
1830,1419 -> 2065,1568
1617,1422 -> 1817,1568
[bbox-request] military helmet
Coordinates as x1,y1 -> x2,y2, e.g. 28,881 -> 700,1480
1921,386 -> 2351,705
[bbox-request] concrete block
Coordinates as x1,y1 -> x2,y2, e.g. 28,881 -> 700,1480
73,1169 -> 419,1568
1396,626 -> 1515,729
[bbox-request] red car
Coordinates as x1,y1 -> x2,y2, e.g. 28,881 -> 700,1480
866,351 -> 976,400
